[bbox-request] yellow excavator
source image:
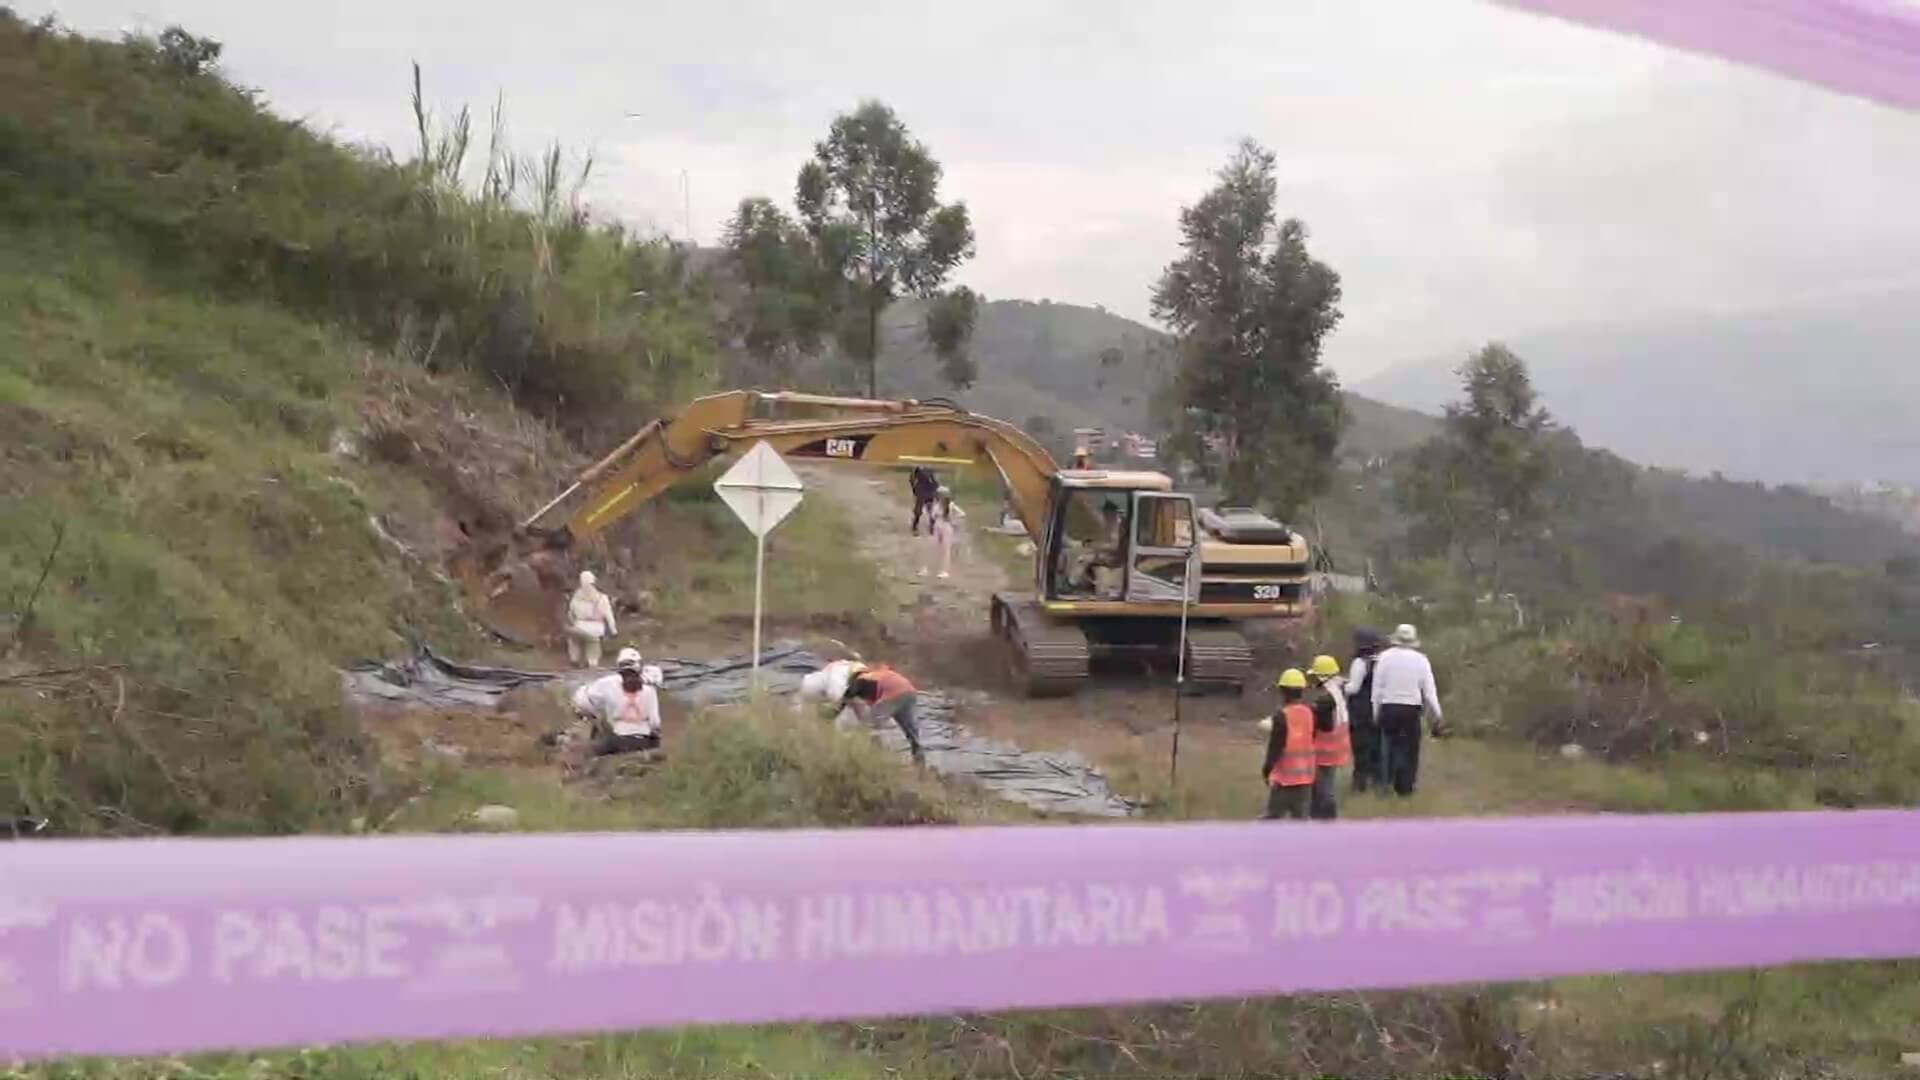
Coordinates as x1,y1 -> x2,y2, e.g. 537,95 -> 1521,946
499,390 -> 1312,695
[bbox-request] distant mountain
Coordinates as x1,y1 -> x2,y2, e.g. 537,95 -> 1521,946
875,297 -> 1910,570
1356,291 -> 1920,487
879,299 -> 1172,438
879,298 -> 1430,461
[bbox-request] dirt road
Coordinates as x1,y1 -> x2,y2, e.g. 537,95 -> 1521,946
798,466 -> 1011,653
802,466 -> 1270,797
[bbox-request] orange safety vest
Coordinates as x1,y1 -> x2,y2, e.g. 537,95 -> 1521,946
1267,703 -> 1317,788
1314,694 -> 1352,768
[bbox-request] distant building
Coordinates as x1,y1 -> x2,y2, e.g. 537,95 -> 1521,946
1823,480 -> 1920,534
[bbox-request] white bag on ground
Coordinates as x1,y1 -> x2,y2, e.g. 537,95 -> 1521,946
796,660 -> 864,731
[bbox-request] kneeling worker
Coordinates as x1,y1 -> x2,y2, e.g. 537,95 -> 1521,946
1260,668 -> 1317,820
839,662 -> 927,765
571,647 -> 663,757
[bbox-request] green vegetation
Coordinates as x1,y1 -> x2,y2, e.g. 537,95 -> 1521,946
0,15 -> 712,440
1395,343 -> 1554,593
1153,140 -> 1346,514
625,472 -> 890,627
1365,353 -> 1920,808
0,227 -> 469,834
0,11 -> 707,834
722,100 -> 979,395
882,297 -> 1179,441
385,704 -> 981,836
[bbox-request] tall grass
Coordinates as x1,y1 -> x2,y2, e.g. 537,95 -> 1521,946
0,13 -> 715,438
0,11 -> 734,834
0,230 -> 484,834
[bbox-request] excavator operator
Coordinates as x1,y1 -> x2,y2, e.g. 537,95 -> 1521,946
1056,496 -> 1128,599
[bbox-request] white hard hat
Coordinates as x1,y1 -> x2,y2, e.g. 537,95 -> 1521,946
580,570 -> 597,587
615,647 -> 642,670
1392,624 -> 1419,648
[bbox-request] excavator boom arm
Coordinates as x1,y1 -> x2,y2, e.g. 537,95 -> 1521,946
532,391 -> 1062,544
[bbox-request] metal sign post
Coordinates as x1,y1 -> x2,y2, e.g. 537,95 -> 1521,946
1169,542 -> 1198,790
713,442 -> 806,694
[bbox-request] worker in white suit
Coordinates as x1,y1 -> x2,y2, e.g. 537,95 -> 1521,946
565,569 -> 617,668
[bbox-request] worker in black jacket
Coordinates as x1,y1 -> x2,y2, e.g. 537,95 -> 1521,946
908,467 -> 939,535
1346,628 -> 1385,792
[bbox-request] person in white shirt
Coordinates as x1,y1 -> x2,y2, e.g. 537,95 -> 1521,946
564,570 -> 618,668
921,486 -> 966,580
1369,623 -> 1445,797
571,648 -> 662,756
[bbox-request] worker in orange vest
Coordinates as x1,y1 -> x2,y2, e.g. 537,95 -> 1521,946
1307,654 -> 1353,820
1260,668 -> 1317,820
839,662 -> 927,765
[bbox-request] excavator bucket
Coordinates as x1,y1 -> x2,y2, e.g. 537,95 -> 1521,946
449,521 -> 576,649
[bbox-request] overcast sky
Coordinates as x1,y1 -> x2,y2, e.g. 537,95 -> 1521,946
29,0 -> 1920,379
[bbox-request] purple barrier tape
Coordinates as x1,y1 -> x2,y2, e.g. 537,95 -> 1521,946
5,811 -> 1920,1061
1496,0 -> 1920,111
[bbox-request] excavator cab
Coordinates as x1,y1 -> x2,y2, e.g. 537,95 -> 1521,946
1041,473 -> 1196,606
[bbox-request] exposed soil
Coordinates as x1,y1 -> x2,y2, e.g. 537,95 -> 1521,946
802,466 -> 1272,767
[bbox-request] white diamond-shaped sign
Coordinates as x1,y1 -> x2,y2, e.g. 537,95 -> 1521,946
714,441 -> 806,538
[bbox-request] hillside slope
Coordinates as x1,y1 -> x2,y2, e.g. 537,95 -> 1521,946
0,224 -> 564,832
0,14 -> 683,834
874,296 -> 1913,570
879,297 -> 1432,461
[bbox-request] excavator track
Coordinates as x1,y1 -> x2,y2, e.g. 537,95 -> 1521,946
992,593 -> 1089,697
1182,625 -> 1255,691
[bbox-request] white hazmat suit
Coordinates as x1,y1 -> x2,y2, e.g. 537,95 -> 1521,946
565,570 -> 617,668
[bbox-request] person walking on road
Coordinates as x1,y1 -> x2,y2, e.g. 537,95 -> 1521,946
922,485 -> 966,580
1261,669 -> 1317,820
1345,628 -> 1385,792
908,467 -> 939,536
1307,655 -> 1352,820
564,569 -> 618,668
1370,624 -> 1446,797
839,662 -> 928,765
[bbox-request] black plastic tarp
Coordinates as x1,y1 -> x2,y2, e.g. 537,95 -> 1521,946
344,644 -> 1136,818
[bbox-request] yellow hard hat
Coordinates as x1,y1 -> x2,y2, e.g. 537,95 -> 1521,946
1275,668 -> 1307,690
1309,655 -> 1340,678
